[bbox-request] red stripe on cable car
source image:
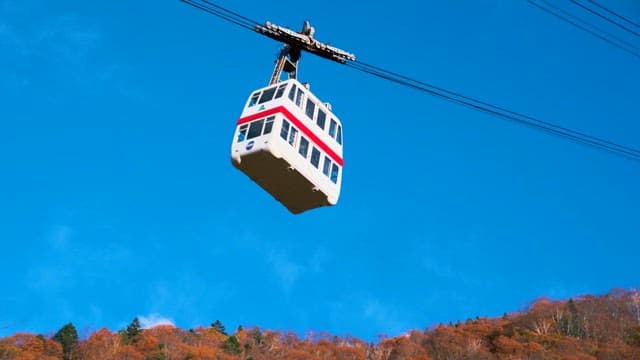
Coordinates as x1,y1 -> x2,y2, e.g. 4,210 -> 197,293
236,107 -> 282,126
237,106 -> 344,167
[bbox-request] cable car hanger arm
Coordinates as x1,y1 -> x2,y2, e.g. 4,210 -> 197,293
255,21 -> 356,85
255,21 -> 356,64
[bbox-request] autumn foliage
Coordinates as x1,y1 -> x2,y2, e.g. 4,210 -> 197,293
1,289 -> 640,359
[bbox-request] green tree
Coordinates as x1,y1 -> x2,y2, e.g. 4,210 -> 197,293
53,322 -> 79,360
249,328 -> 263,345
221,335 -> 242,355
559,299 -> 585,338
125,317 -> 143,343
625,325 -> 640,346
211,319 -> 226,335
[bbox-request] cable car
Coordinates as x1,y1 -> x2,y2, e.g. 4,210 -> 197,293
225,20 -> 353,214
231,79 -> 344,214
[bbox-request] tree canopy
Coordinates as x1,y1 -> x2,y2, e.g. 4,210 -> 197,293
2,289 -> 640,359
52,323 -> 78,360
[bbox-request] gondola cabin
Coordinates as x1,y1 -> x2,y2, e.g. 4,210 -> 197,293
231,79 -> 344,214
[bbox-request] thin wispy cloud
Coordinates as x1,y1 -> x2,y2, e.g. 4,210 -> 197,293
267,249 -> 301,294
147,281 -> 172,314
27,217 -> 134,299
0,22 -> 27,57
27,223 -> 77,291
419,227 -> 486,288
0,2 -> 142,99
308,247 -> 328,274
0,1 -> 101,66
234,230 -> 330,295
34,14 -> 101,68
265,244 -> 332,294
47,224 -> 74,250
422,256 -> 457,281
362,298 -> 408,336
138,313 -> 175,329
0,0 -> 20,13
329,294 -> 411,338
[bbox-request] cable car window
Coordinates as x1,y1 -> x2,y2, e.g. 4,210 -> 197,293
258,86 -> 277,104
305,99 -> 315,120
329,119 -> 337,138
323,156 -> 331,176
299,137 -> 309,158
288,84 -> 297,101
336,125 -> 342,145
263,116 -> 275,135
295,88 -> 304,107
310,147 -> 320,168
274,84 -> 287,99
247,119 -> 265,140
248,92 -> 260,107
330,164 -> 339,183
316,109 -> 326,130
237,124 -> 248,142
280,120 -> 290,141
288,127 -> 298,146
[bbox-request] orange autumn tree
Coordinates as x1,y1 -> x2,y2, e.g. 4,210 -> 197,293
0,333 -> 62,360
1,289 -> 640,359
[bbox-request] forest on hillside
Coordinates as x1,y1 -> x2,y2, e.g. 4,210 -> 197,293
1,289 -> 640,360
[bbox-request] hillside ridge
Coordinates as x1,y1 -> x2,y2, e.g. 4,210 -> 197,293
1,288 -> 639,359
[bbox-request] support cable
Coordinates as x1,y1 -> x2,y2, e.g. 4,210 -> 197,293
180,0 -> 640,161
527,0 -> 640,59
197,0 -> 260,26
584,0 -> 640,30
569,0 -> 640,37
351,59 -> 640,156
180,0 -> 257,31
346,61 -> 640,160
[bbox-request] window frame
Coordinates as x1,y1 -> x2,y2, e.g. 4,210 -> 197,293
280,120 -> 290,141
248,92 -> 260,107
316,109 -> 326,130
288,126 -> 298,146
237,124 -> 248,142
298,137 -> 309,158
310,147 -> 321,168
263,116 -> 275,135
295,88 -> 304,107
322,156 -> 331,177
329,119 -> 337,138
330,163 -> 339,183
274,84 -> 287,99
247,119 -> 265,140
258,86 -> 277,104
305,99 -> 316,120
288,84 -> 297,101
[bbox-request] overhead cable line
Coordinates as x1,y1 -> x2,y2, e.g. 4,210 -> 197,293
569,0 -> 640,37
527,0 -> 640,60
181,0 -> 258,31
181,0 -> 640,161
195,0 -> 260,27
584,0 -> 640,30
346,61 -> 640,160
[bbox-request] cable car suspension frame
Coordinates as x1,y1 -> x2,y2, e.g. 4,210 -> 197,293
255,20 -> 356,85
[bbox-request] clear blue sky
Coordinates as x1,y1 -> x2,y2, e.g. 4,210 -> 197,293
1,0 -> 639,340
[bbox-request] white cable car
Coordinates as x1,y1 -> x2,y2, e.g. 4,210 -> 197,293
228,20 -> 354,214
231,79 -> 344,214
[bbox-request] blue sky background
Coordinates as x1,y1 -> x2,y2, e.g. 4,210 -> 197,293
1,0 -> 639,340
